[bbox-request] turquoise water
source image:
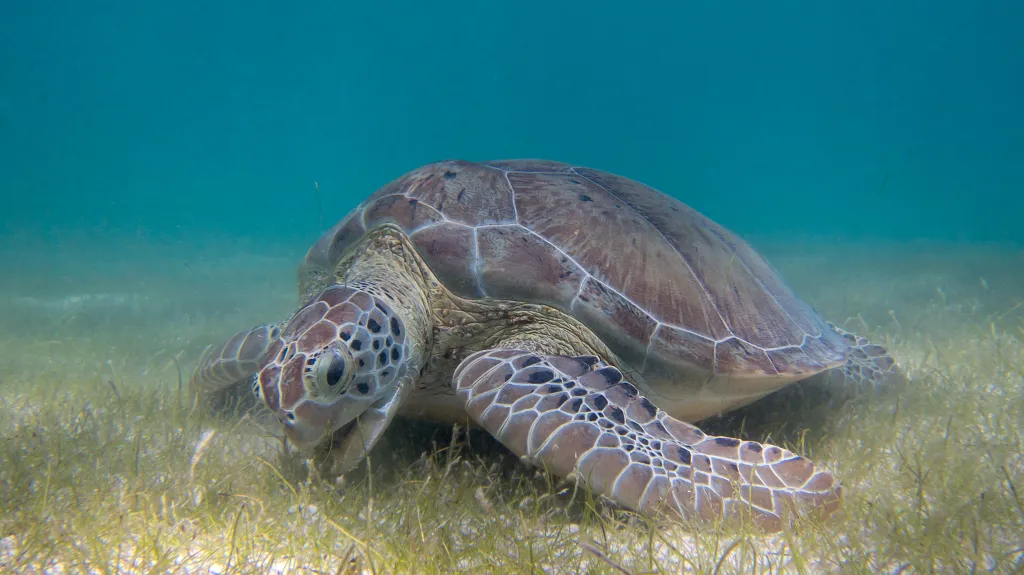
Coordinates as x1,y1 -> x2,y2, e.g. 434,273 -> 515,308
2,1 -> 1021,247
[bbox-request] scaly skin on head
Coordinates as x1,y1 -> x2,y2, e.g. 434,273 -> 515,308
254,225 -> 433,469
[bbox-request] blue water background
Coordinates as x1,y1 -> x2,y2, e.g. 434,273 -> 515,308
1,0 -> 1021,249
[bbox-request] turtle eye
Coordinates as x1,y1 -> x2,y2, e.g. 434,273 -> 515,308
325,355 -> 346,387
314,345 -> 353,398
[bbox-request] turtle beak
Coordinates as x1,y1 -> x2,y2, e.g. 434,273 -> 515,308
279,411 -> 324,447
279,394 -> 376,449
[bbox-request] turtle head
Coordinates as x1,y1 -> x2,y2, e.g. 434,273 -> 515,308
253,285 -> 410,449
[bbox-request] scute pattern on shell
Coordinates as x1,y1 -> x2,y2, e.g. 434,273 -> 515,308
301,159 -> 848,378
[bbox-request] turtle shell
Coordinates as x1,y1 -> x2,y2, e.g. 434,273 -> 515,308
302,159 -> 848,390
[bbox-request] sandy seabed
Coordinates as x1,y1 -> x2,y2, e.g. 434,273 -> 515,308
1,236 -> 1021,574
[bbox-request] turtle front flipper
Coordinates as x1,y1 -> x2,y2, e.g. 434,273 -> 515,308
453,349 -> 842,533
190,323 -> 283,411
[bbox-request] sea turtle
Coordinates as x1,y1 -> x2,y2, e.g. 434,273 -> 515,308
190,159 -> 899,532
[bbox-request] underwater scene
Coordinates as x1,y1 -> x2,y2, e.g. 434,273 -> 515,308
1,1 -> 1022,574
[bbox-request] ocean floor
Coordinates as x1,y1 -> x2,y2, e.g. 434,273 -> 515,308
0,234 -> 1022,574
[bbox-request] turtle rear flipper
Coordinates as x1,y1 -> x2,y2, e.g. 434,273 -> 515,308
453,348 -> 842,533
190,323 -> 283,412
828,323 -> 904,391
